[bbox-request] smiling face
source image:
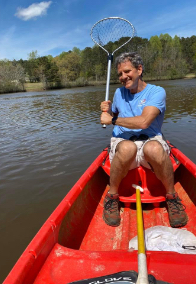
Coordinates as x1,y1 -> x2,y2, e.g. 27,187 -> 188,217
117,60 -> 143,93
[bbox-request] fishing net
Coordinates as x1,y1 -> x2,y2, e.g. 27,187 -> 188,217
90,17 -> 136,55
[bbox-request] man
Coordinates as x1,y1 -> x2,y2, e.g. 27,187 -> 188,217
100,52 -> 188,228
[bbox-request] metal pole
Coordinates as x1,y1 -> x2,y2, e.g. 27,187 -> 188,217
103,54 -> 113,128
135,186 -> 149,284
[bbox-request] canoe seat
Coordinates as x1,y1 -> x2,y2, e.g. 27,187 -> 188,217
101,152 -> 181,206
119,166 -> 166,206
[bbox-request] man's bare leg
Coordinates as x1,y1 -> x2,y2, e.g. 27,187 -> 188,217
109,140 -> 137,194
143,140 -> 175,194
143,140 -> 188,227
103,140 -> 137,226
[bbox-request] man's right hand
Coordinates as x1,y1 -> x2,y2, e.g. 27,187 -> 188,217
100,100 -> 112,113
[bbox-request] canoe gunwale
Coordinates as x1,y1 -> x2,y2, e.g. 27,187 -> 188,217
170,146 -> 196,178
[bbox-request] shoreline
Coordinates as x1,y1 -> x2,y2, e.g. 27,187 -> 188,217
24,74 -> 196,93
0,74 -> 195,95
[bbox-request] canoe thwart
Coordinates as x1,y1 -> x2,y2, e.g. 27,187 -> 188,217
119,193 -> 166,205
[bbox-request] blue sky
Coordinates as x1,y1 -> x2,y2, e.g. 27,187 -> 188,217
0,0 -> 196,60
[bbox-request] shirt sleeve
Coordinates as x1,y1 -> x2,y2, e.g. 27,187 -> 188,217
145,86 -> 166,113
112,88 -> 120,114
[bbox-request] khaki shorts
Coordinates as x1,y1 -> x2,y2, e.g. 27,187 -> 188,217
109,135 -> 170,170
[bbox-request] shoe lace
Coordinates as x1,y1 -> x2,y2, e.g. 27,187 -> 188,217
104,199 -> 119,213
167,196 -> 186,214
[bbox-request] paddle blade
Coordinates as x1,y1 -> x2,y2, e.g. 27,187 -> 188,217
68,271 -> 172,284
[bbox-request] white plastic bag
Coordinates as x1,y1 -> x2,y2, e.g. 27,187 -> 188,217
129,226 -> 196,254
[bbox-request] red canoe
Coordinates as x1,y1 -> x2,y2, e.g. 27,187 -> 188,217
4,142 -> 196,284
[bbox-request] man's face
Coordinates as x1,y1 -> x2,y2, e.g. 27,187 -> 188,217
117,60 -> 142,92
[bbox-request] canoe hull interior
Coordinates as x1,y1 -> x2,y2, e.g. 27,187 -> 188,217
4,146 -> 196,284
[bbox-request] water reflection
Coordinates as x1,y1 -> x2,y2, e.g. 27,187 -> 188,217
165,87 -> 196,120
0,79 -> 196,282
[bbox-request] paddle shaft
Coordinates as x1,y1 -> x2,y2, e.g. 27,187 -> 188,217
103,55 -> 112,128
136,188 -> 149,284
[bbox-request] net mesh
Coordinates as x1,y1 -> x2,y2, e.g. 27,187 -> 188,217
91,17 -> 136,54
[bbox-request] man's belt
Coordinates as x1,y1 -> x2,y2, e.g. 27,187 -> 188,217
129,134 -> 149,142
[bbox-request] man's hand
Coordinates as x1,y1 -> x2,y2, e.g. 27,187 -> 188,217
100,100 -> 112,113
100,112 -> 113,125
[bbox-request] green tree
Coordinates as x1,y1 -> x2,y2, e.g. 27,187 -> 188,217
159,33 -> 173,59
26,50 -> 40,82
180,36 -> 196,72
55,52 -> 81,83
72,47 -> 81,56
36,56 -> 61,89
95,64 -> 103,81
28,50 -> 39,60
149,36 -> 162,58
80,47 -> 95,79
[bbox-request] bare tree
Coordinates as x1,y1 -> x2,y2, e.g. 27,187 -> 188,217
0,60 -> 25,93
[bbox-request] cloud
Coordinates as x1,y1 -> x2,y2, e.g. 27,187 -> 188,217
15,1 -> 52,21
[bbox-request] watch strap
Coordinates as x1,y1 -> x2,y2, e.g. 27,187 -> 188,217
112,116 -> 117,125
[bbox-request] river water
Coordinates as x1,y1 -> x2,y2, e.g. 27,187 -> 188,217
0,79 -> 196,281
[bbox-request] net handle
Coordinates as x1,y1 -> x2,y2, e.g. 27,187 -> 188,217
102,54 -> 112,128
90,16 -> 136,56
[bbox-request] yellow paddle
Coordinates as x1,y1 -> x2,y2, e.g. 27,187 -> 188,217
132,184 -> 149,284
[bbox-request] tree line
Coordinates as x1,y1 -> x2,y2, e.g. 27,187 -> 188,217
0,33 -> 196,93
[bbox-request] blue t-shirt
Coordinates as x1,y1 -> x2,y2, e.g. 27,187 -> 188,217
112,84 -> 166,139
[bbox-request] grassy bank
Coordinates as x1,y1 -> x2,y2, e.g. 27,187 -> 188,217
184,73 -> 196,79
24,80 -> 119,92
24,82 -> 44,92
23,74 -> 196,93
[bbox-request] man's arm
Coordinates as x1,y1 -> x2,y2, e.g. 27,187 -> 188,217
100,106 -> 160,129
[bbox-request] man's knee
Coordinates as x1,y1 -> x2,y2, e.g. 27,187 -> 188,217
116,140 -> 137,159
143,140 -> 165,160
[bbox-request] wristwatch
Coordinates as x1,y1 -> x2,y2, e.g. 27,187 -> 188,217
112,116 -> 117,125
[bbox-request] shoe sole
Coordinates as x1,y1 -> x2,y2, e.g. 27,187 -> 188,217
103,213 -> 120,227
169,216 -> 188,228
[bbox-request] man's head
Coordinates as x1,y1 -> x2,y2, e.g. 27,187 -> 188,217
115,52 -> 144,75
115,52 -> 145,93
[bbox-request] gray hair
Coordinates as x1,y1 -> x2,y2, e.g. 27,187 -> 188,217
115,52 -> 145,74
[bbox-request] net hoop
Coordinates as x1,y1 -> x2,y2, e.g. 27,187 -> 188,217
90,17 -> 136,55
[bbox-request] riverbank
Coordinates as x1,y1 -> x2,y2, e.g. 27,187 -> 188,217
24,82 -> 43,92
183,73 -> 196,79
1,74 -> 195,94
24,74 -> 196,92
24,80 -> 113,92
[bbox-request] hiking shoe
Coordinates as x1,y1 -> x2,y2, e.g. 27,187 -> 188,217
103,192 -> 121,227
166,192 -> 188,228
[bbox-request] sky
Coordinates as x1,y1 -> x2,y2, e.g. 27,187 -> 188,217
0,0 -> 196,60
